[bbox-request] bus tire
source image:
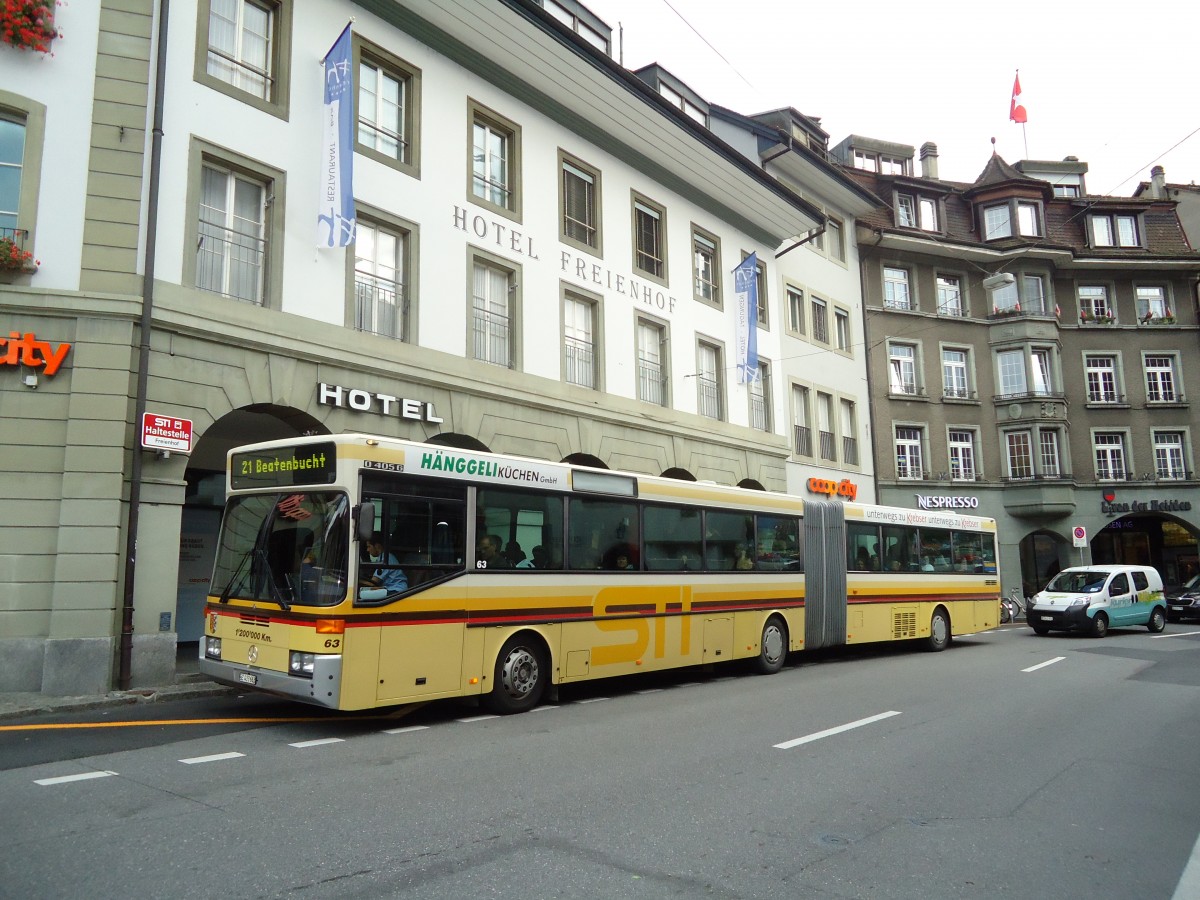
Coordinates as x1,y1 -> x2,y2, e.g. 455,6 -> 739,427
924,608 -> 951,652
1147,607 -> 1166,634
1090,612 -> 1109,639
483,633 -> 547,714
751,616 -> 788,675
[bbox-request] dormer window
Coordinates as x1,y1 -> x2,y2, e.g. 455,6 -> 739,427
657,83 -> 706,126
1088,213 -> 1139,248
982,199 -> 1041,241
897,193 -> 938,231
853,149 -> 909,175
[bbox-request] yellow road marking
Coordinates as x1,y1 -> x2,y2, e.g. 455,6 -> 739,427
0,704 -> 425,732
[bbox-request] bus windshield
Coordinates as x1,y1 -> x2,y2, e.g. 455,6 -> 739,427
212,491 -> 350,608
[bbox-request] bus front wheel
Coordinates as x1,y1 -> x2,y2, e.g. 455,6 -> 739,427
484,634 -> 547,714
751,616 -> 788,675
924,608 -> 951,652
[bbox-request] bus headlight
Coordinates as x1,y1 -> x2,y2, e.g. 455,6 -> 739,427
289,651 -> 316,678
204,637 -> 222,659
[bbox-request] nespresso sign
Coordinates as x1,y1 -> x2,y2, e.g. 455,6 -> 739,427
317,382 -> 443,422
915,494 -> 980,510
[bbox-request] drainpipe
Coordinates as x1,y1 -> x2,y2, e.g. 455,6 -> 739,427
858,228 -> 886,504
119,0 -> 169,690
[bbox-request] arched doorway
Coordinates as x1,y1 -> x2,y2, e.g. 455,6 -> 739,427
1092,513 -> 1199,589
175,405 -> 327,643
660,467 -> 696,481
562,452 -> 607,469
1016,529 -> 1068,596
425,432 -> 490,452
738,478 -> 766,491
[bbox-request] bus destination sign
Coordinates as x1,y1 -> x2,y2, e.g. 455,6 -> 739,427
231,442 -> 338,489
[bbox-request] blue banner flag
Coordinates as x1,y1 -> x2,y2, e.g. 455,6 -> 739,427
733,253 -> 760,384
318,24 -> 355,248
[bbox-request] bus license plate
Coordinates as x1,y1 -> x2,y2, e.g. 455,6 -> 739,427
239,672 -> 258,686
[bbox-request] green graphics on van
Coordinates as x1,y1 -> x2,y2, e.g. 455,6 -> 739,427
1026,565 -> 1167,638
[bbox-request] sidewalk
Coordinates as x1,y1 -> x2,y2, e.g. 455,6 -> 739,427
0,645 -> 233,721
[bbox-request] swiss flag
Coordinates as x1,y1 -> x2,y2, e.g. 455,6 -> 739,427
1010,72 -> 1027,123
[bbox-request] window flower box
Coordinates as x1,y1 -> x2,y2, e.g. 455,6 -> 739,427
0,1 -> 59,54
0,234 -> 37,274
1079,311 -> 1115,325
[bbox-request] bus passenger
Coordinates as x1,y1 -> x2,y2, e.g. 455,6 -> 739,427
362,532 -> 408,594
477,534 -> 510,569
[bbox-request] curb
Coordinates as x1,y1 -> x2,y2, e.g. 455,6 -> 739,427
0,681 -> 235,721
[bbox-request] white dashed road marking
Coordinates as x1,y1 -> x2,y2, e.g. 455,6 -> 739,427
179,751 -> 245,765
35,770 -> 118,786
774,711 -> 902,750
1022,657 -> 1066,673
288,737 -> 345,749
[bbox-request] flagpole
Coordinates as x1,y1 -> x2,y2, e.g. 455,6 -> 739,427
1021,122 -> 1028,160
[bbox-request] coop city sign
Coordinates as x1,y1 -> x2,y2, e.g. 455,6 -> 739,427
1,330 -> 71,376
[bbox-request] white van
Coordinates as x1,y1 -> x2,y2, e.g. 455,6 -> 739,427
1027,565 -> 1166,638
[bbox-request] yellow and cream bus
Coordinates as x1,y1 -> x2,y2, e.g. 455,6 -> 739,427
200,434 -> 1000,712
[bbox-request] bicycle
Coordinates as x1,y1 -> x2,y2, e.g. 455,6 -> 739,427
1000,588 -> 1027,624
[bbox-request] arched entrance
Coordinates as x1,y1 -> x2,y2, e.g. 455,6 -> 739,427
1092,513 -> 1199,589
175,405 -> 328,643
562,452 -> 607,469
1016,529 -> 1068,596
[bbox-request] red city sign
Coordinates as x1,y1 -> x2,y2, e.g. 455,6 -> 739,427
141,413 -> 193,453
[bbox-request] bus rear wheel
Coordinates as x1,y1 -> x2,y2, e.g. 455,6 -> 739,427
751,616 -> 788,674
484,634 -> 547,714
924,608 -> 951,652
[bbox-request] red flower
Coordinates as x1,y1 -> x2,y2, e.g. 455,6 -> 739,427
0,0 -> 59,54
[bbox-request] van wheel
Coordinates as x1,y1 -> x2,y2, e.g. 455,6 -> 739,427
751,616 -> 788,674
1031,624 -> 1050,636
1090,612 -> 1109,639
924,608 -> 951,652
1147,607 -> 1166,634
483,634 -> 547,714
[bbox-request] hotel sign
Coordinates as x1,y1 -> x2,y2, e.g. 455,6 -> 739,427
317,382 -> 443,422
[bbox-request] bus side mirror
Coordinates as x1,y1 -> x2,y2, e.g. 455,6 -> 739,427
355,502 -> 376,542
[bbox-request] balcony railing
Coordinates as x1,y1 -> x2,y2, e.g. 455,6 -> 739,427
473,307 -> 511,367
818,429 -> 836,461
842,436 -> 858,466
638,362 -> 666,406
355,274 -> 405,340
794,425 -> 812,457
943,387 -> 976,400
565,338 -> 595,389
197,226 -> 265,305
749,393 -> 767,431
698,376 -> 721,419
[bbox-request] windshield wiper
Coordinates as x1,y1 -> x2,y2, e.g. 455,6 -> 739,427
254,546 -> 292,612
219,550 -> 253,604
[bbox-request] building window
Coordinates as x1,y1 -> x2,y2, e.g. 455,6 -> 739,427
0,99 -> 43,256
897,194 -> 916,228
356,45 -> 418,172
853,149 -> 878,172
948,429 -> 977,481
199,0 -> 291,115
1006,431 -> 1033,479
542,0 -> 610,54
880,155 -> 907,175
1022,275 -> 1047,315
936,275 -> 963,316
883,267 -> 911,309
1053,184 -> 1080,198
692,228 -> 719,304
793,385 -> 812,456
786,287 -> 805,335
697,341 -> 723,420
942,348 -> 969,399
1031,349 -> 1053,396
470,101 -> 520,218
1094,432 -> 1128,481
983,204 -> 1012,240
749,362 -> 770,431
746,254 -> 768,326
841,399 -> 858,465
657,81 -> 706,126
637,318 -> 667,406
1145,355 -> 1179,403
1039,430 -> 1062,477
354,220 -> 406,340
1017,201 -> 1041,236
811,296 -> 828,343
560,154 -> 600,252
997,348 -> 1027,396
563,292 -> 597,389
828,218 -> 845,261
895,427 -> 924,480
1088,213 -> 1139,248
1085,355 -> 1119,403
632,194 -> 666,281
471,256 -> 517,368
1154,432 -> 1187,480
1078,285 -> 1113,322
1136,285 -> 1170,323
888,342 -> 918,395
834,309 -> 850,352
197,161 -> 268,305
817,392 -> 835,461
990,279 -> 1019,314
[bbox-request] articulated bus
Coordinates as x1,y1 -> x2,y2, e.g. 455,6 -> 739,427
200,434 -> 1000,712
